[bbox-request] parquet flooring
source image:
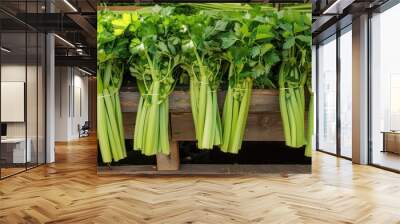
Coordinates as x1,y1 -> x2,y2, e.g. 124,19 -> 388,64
1,135 -> 400,224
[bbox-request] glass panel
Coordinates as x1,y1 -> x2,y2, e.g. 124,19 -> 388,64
38,32 -> 46,165
339,28 -> 352,158
371,5 -> 400,171
0,0 -> 46,178
317,36 -> 337,154
26,0 -> 39,169
27,31 -> 38,169
312,45 -> 317,151
1,30 -> 27,178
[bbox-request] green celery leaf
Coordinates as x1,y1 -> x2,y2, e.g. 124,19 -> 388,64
252,63 -> 265,77
283,37 -> 295,49
260,43 -> 274,56
251,46 -> 261,58
221,34 -> 238,49
296,35 -> 311,44
215,20 -> 228,31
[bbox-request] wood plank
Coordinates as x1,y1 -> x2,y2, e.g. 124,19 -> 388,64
124,112 -> 289,141
98,164 -> 310,175
122,112 -> 136,139
124,111 -> 308,142
120,89 -> 280,113
120,92 -> 140,113
156,141 -> 180,171
170,112 -> 285,141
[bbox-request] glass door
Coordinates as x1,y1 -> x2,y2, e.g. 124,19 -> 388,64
339,26 -> 352,159
1,30 -> 28,178
317,35 -> 337,154
370,4 -> 400,171
0,0 -> 47,179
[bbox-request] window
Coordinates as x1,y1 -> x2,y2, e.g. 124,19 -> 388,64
370,3 -> 400,171
317,35 -> 337,154
339,27 -> 352,158
0,0 -> 47,179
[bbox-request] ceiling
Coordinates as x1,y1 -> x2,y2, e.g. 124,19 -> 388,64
312,0 -> 391,43
0,0 -> 97,73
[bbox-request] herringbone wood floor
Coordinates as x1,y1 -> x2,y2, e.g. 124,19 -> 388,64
1,135 -> 400,224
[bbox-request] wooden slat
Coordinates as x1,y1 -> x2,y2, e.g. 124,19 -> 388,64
122,112 -> 136,139
120,89 -> 280,113
120,92 -> 140,113
156,141 -> 180,171
122,89 -> 286,142
124,112 -> 286,141
98,164 -> 311,175
170,112 -> 285,141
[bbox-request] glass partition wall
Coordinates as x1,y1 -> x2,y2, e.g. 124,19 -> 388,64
339,26 -> 352,159
316,26 -> 353,159
370,3 -> 400,171
317,35 -> 337,155
0,2 -> 46,179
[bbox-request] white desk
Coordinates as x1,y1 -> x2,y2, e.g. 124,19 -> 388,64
1,138 -> 31,163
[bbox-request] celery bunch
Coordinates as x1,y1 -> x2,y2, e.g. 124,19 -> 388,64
180,14 -> 226,149
220,9 -> 280,153
128,7 -> 181,155
277,10 -> 313,155
97,11 -> 130,162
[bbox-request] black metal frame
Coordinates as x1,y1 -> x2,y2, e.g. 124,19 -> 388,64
0,0 -> 48,180
336,23 -> 341,159
367,11 -> 373,166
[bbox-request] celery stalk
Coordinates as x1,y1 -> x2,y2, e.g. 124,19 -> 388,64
144,81 -> 160,155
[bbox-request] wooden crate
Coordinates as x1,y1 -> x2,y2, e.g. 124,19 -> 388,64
119,89 -> 290,171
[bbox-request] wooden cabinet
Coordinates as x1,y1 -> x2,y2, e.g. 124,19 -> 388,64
383,132 -> 400,154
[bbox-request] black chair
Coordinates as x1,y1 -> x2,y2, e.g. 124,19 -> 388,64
79,121 -> 90,138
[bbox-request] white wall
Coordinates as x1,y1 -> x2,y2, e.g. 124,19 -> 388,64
55,66 -> 69,141
55,67 -> 89,141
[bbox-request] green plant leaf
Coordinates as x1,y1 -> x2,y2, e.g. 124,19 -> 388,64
283,37 -> 295,49
251,46 -> 261,58
260,43 -> 274,55
296,35 -> 311,44
221,34 -> 238,49
215,20 -> 228,31
252,63 -> 265,77
158,42 -> 170,54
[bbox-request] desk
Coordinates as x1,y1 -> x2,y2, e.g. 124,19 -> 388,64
382,131 -> 400,154
1,138 -> 31,163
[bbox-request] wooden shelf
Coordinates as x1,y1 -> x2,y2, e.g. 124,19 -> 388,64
98,164 -> 311,175
99,89 -> 309,174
